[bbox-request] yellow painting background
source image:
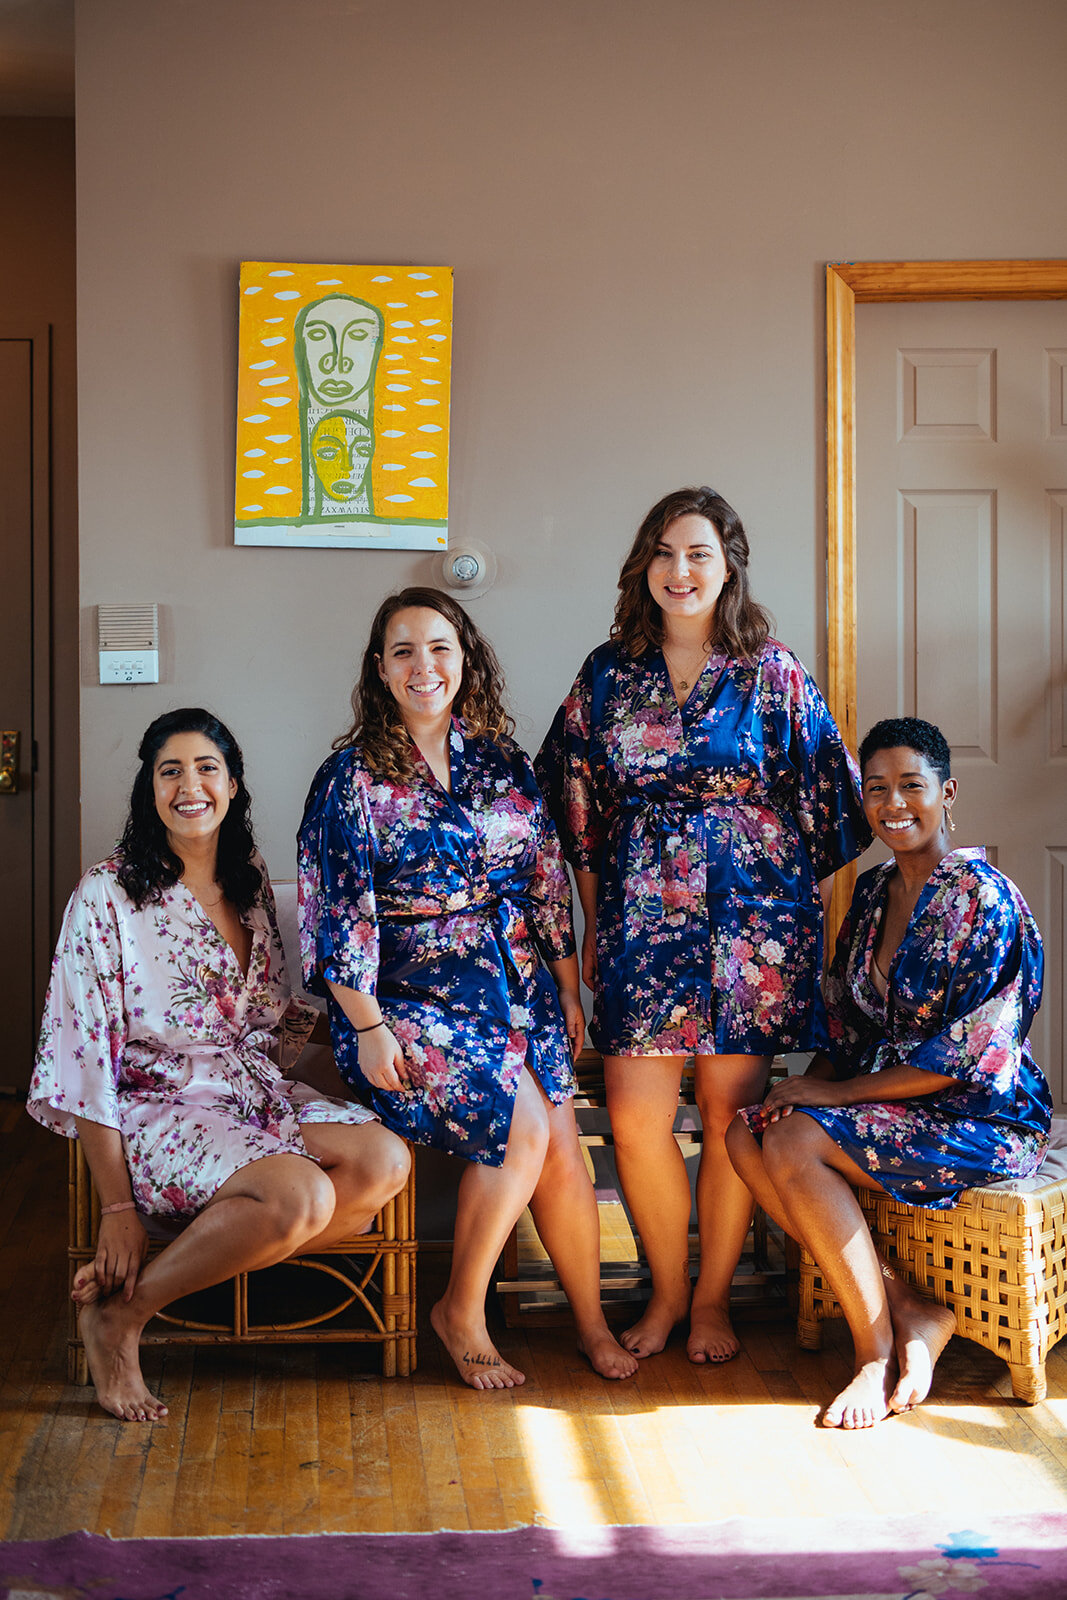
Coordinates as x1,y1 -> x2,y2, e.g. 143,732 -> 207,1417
234,262 -> 452,533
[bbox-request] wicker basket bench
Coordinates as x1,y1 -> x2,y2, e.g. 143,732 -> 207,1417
68,1137 -> 417,1382
796,1171 -> 1067,1404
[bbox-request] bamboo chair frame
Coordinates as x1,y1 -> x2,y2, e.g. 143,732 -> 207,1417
68,1140 -> 417,1382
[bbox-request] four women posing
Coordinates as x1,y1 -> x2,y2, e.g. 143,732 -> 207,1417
29,487 -> 1052,1428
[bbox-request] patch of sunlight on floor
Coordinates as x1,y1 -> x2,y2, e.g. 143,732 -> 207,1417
513,1404 -> 622,1537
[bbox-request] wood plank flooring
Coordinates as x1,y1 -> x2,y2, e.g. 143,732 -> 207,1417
5,1103 -> 1067,1540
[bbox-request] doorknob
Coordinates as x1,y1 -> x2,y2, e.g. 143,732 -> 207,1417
0,730 -> 19,794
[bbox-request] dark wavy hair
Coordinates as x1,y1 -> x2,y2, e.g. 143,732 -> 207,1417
858,717 -> 952,783
335,587 -> 514,781
115,708 -> 262,912
611,486 -> 774,659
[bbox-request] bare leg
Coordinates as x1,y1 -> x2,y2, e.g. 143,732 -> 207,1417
728,1114 -> 955,1418
527,1100 -> 637,1380
604,1056 -> 691,1356
79,1152 -> 338,1421
298,1121 -> 411,1246
688,1055 -> 771,1363
725,1114 -> 799,1238
761,1116 -> 897,1428
430,1069 -> 550,1390
882,1262 -> 956,1412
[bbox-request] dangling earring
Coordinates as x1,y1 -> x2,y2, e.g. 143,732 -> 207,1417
945,805 -> 956,834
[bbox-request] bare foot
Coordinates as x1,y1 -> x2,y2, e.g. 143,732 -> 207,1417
821,1356 -> 895,1429
430,1299 -> 525,1390
890,1298 -> 956,1412
686,1301 -> 740,1364
79,1299 -> 167,1422
577,1324 -> 638,1380
620,1293 -> 689,1358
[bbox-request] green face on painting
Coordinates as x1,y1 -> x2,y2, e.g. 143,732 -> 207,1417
311,413 -> 373,501
298,295 -> 382,406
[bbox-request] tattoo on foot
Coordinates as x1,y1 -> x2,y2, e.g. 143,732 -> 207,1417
462,1351 -> 501,1369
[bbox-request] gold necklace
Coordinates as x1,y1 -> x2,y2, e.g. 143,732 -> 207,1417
663,645 -> 708,692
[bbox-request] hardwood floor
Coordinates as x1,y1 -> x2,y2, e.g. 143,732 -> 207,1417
5,1104 -> 1067,1540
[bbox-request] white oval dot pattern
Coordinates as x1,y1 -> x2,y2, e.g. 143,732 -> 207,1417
235,262 -> 451,533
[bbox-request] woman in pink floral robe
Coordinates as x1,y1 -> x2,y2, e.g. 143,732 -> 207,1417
29,708 -> 409,1422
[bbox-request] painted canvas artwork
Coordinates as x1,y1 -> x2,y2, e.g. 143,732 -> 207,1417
234,262 -> 453,549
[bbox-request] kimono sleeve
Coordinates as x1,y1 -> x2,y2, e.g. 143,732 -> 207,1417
535,652 -> 610,873
527,764 -> 578,963
28,869 -> 127,1139
783,655 -> 872,879
904,875 -> 1044,1106
297,755 -> 381,999
257,859 -> 320,1069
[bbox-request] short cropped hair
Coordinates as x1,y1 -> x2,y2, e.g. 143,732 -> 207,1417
858,717 -> 952,783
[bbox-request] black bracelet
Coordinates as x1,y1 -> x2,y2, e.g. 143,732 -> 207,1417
354,1019 -> 387,1034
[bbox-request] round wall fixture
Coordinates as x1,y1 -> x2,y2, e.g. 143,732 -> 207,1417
432,542 -> 497,600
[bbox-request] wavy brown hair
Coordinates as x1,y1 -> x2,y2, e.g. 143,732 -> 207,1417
611,486 -> 774,660
335,587 -> 514,780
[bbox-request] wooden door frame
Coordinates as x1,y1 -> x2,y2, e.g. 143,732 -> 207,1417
1,325 -> 58,1085
824,259 -> 1067,931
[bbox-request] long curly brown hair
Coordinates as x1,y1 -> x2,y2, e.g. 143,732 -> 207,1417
611,486 -> 773,660
335,587 -> 514,780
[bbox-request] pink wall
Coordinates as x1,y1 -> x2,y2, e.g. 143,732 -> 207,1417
75,0 -> 1067,876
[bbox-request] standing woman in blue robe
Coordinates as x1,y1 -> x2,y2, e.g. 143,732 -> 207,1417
298,587 -> 637,1389
728,718 -> 1051,1428
537,487 -> 870,1362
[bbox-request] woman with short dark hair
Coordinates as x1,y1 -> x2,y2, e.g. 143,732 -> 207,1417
728,717 -> 1052,1427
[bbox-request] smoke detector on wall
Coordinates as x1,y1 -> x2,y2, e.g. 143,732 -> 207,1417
433,542 -> 496,600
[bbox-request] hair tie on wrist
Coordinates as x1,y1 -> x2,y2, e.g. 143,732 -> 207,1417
355,1019 -> 387,1034
100,1200 -> 138,1216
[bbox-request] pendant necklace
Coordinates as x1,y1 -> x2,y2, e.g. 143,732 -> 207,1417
664,646 -> 708,693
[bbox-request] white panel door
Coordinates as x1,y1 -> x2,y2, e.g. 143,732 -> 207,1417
856,301 -> 1067,1104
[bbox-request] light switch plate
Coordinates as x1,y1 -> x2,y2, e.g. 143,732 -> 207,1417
99,649 -> 159,685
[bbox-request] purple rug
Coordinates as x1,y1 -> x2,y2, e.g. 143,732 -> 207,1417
3,1514 -> 1066,1598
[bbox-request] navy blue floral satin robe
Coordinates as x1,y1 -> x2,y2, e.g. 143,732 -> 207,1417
298,722 -> 576,1166
780,849 -> 1052,1207
536,639 -> 870,1056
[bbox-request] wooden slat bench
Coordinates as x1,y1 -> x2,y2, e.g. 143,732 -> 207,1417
495,1046 -> 788,1325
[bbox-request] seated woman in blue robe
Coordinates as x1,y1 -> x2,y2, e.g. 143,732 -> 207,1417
727,717 -> 1051,1430
299,587 -> 636,1389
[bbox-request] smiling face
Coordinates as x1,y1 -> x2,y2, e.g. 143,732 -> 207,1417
377,606 -> 465,734
153,733 -> 237,853
861,745 -> 958,866
645,513 -> 730,629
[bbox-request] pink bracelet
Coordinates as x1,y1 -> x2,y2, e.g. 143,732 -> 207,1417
100,1200 -> 138,1216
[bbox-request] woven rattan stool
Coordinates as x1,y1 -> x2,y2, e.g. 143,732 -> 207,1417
796,1174 -> 1067,1404
68,1139 -> 417,1383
